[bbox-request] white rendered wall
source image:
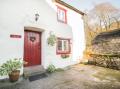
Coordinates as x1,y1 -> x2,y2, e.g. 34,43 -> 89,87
67,11 -> 85,61
0,0 -> 85,79
0,0 -> 74,79
46,0 -> 85,63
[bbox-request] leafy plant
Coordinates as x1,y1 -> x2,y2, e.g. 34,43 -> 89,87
61,54 -> 70,59
47,34 -> 57,46
0,58 -> 23,76
46,64 -> 56,73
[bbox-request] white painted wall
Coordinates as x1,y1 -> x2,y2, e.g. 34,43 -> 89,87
46,0 -> 85,62
0,0 -> 74,79
0,0 -> 85,79
67,11 -> 85,61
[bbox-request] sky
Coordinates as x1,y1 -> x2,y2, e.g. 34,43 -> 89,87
62,0 -> 120,12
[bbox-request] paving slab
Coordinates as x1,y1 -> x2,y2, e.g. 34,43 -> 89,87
0,64 -> 120,89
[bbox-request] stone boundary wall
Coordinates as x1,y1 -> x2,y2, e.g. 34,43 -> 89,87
88,54 -> 120,70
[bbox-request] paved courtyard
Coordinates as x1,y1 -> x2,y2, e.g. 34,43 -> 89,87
0,64 -> 120,89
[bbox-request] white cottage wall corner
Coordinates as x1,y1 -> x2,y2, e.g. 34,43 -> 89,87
0,0 -> 85,79
46,0 -> 85,62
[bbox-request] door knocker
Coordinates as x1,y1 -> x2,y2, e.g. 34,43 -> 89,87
30,36 -> 36,42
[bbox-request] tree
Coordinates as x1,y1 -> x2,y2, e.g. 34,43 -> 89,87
84,2 -> 120,46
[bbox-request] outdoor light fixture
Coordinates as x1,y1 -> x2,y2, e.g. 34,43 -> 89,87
35,13 -> 39,21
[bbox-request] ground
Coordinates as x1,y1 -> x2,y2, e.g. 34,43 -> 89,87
0,64 -> 120,89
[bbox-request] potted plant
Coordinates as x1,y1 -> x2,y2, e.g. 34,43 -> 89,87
0,58 -> 23,82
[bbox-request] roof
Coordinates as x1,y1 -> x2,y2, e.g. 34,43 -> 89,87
92,28 -> 120,44
53,0 -> 85,15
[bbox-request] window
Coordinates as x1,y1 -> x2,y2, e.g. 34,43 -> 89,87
56,38 -> 71,54
57,6 -> 67,24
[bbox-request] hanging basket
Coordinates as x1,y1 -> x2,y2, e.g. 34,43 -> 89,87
47,33 -> 57,46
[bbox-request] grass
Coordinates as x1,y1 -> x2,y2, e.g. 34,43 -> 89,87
93,68 -> 120,82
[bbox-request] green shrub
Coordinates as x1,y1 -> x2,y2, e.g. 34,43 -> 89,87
0,58 -> 23,76
47,64 -> 56,73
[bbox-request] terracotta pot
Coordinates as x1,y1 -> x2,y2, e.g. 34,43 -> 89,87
9,70 -> 20,82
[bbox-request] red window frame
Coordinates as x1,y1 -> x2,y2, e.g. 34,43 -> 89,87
56,37 -> 71,54
57,6 -> 67,24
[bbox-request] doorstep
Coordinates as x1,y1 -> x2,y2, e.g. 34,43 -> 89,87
23,65 -> 46,78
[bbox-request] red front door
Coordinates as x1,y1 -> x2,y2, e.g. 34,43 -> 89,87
24,30 -> 41,67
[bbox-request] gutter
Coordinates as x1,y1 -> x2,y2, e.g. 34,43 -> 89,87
53,0 -> 85,15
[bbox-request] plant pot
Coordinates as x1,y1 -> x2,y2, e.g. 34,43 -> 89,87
9,70 -> 20,82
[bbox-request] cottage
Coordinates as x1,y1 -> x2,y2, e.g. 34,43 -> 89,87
0,0 -> 85,79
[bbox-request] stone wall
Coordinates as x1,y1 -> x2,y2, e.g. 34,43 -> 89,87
89,28 -> 120,70
92,28 -> 120,54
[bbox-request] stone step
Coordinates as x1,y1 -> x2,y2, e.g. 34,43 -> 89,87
23,65 -> 46,78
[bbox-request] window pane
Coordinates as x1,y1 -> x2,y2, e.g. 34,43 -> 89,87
57,6 -> 67,23
63,40 -> 67,51
57,38 -> 70,54
63,40 -> 69,51
58,40 -> 62,51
